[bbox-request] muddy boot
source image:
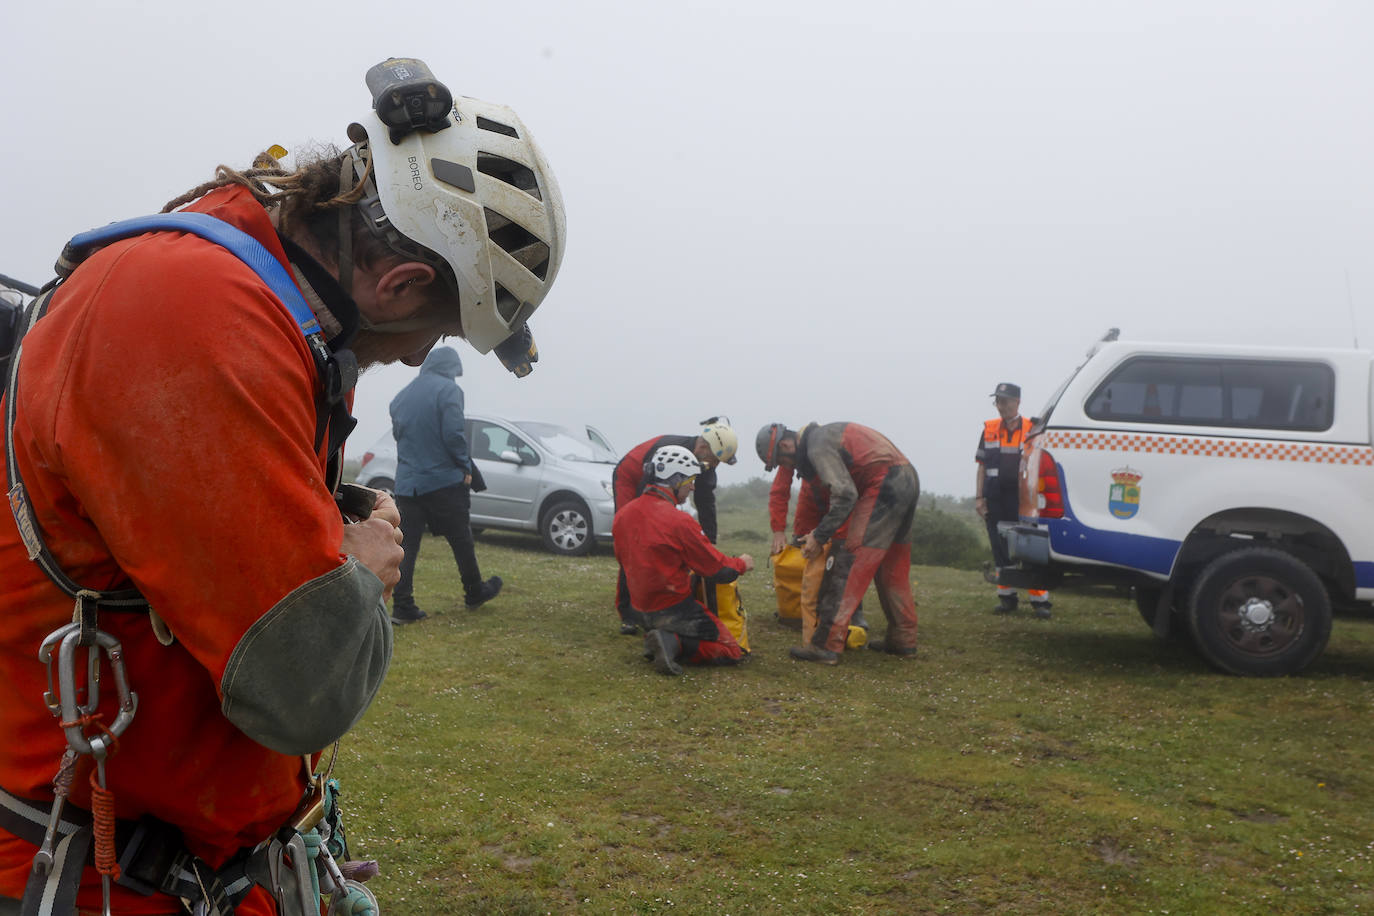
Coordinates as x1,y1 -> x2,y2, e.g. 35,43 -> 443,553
993,594 -> 1018,615
643,629 -> 683,676
866,639 -> 918,659
1032,599 -> 1053,620
789,645 -> 840,665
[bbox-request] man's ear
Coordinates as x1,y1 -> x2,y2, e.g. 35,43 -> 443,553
373,262 -> 438,318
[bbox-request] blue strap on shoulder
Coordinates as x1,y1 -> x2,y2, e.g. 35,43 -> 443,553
62,212 -> 323,337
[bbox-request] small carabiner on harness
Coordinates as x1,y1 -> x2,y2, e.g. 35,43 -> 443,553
52,625 -> 137,758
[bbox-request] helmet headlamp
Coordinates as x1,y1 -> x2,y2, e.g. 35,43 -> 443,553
364,58 -> 453,144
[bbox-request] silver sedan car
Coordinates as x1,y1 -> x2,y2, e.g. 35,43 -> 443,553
354,414 -> 617,557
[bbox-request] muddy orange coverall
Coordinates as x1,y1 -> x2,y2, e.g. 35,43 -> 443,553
794,422 -> 920,654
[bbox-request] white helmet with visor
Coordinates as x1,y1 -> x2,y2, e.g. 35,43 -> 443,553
649,445 -> 702,490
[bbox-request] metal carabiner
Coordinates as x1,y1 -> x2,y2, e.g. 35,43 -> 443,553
39,622 -> 79,717
55,628 -> 137,759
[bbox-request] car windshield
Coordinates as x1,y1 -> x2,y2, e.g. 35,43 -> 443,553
515,421 -> 617,463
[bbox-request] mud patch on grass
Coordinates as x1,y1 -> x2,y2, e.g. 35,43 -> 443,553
1235,808 -> 1286,824
1093,836 -> 1139,866
759,696 -> 787,715
620,812 -> 672,839
479,844 -> 540,872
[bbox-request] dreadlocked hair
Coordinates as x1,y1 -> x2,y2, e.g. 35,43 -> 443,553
161,145 -> 393,270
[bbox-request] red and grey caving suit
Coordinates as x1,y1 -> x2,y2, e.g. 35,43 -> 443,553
611,435 -> 718,626
975,415 -> 1050,607
0,185 -> 390,915
612,485 -> 746,666
795,422 -> 920,654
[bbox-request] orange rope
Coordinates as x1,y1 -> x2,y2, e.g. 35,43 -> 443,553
88,770 -> 120,880
56,715 -> 121,756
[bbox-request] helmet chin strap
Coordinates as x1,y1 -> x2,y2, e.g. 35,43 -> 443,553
337,156 -> 355,300
355,311 -> 454,334
339,141 -> 463,337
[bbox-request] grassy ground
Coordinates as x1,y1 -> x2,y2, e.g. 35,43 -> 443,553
336,509 -> 1374,915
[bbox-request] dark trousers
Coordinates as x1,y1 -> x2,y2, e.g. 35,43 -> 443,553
984,510 -> 1014,568
394,483 -> 483,609
985,503 -> 1048,601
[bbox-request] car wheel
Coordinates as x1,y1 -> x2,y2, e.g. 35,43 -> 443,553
1186,547 -> 1331,676
365,476 -> 395,495
540,498 -> 594,556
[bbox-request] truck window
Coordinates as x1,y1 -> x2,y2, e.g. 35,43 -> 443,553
1085,357 -> 1334,432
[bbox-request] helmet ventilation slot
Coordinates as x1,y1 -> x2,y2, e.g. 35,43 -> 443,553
476,116 -> 520,138
477,153 -> 542,200
493,283 -> 522,323
484,209 -> 550,280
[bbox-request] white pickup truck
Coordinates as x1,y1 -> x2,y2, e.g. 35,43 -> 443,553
1002,331 -> 1374,676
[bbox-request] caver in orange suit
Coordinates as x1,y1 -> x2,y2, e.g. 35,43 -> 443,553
0,186 -> 391,915
793,423 -> 920,655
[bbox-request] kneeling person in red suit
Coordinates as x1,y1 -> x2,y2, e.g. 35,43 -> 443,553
613,445 -> 755,675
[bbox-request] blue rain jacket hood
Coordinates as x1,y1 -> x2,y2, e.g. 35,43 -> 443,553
390,346 -> 470,495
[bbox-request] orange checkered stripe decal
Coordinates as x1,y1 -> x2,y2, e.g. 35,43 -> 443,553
1043,430 -> 1374,465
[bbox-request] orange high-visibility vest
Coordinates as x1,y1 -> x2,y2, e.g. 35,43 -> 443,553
978,416 -> 1032,510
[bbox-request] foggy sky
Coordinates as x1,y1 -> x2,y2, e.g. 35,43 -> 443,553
4,0 -> 1371,496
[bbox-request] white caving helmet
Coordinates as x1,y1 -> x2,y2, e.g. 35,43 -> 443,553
698,416 -> 738,465
649,445 -> 702,490
346,58 -> 566,355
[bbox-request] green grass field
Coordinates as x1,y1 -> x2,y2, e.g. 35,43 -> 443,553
337,510 -> 1374,915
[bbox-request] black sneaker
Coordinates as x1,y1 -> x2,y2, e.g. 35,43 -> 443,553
1032,602 -> 1053,620
620,623 -> 641,635
643,630 -> 683,676
391,606 -> 428,625
465,576 -> 504,610
789,645 -> 840,665
866,639 -> 917,659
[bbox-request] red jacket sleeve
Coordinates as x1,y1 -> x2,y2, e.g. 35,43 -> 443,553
768,466 -> 794,532
794,478 -> 826,537
672,512 -> 747,580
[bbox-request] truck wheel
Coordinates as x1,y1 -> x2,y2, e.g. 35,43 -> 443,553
540,498 -> 594,557
1187,547 -> 1331,676
1134,586 -> 1185,640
